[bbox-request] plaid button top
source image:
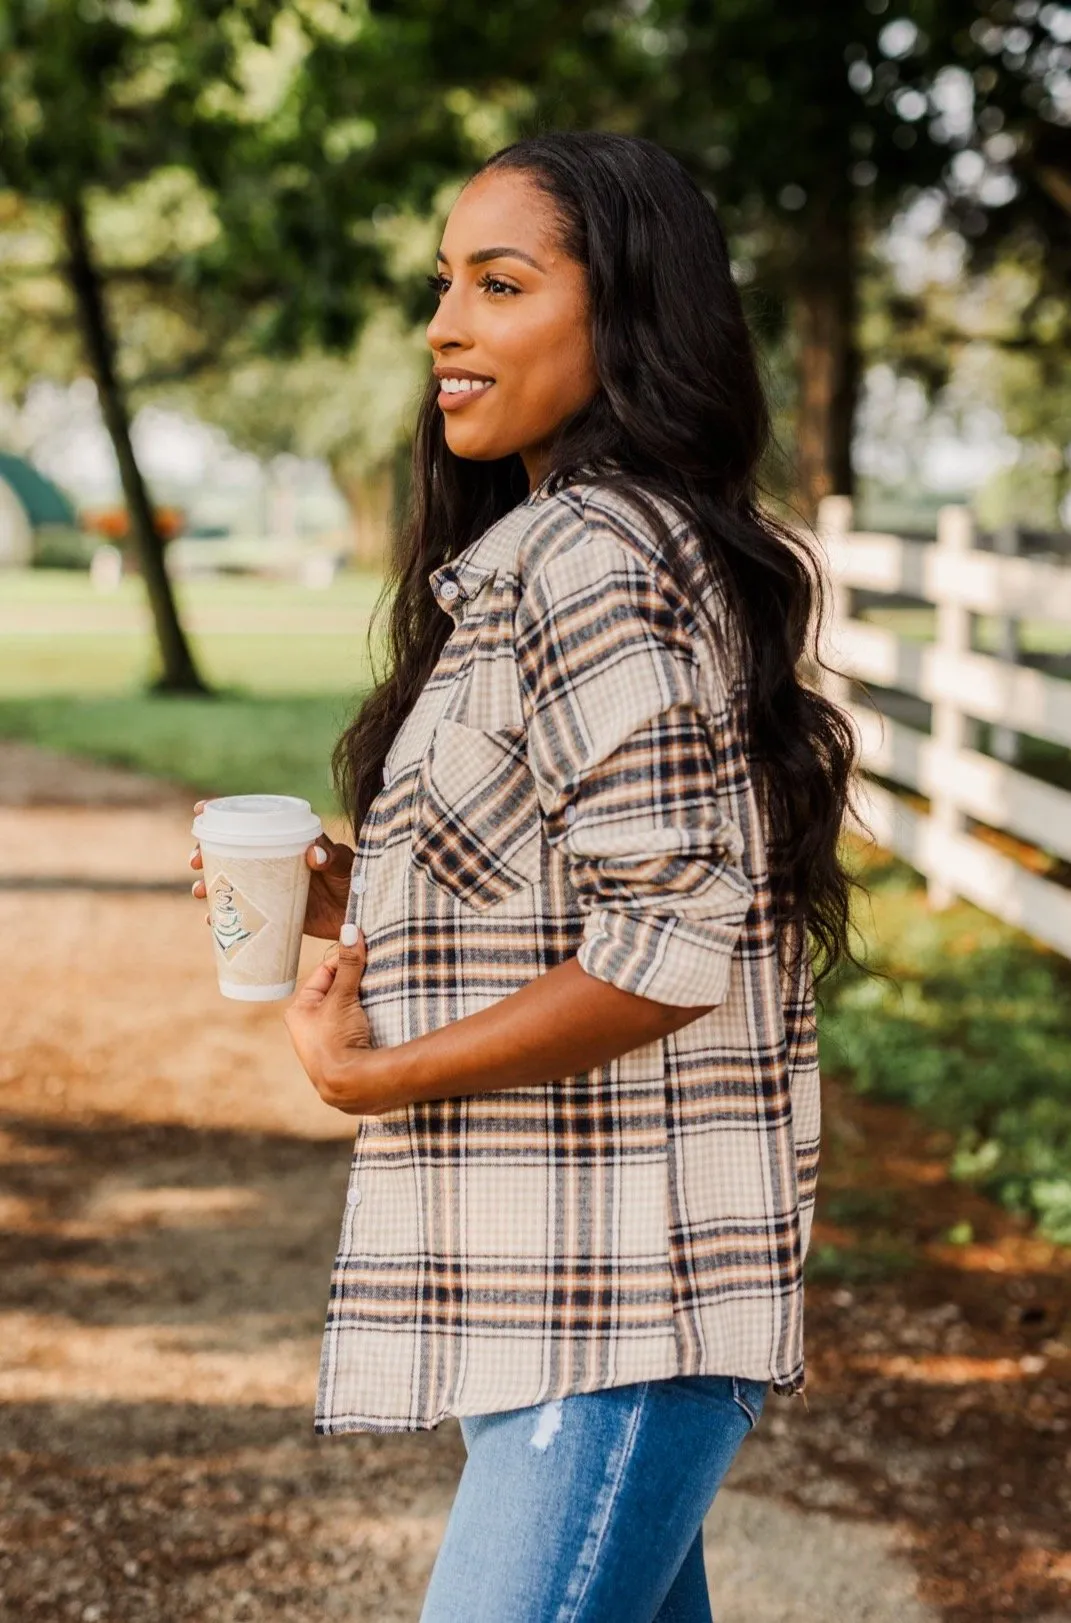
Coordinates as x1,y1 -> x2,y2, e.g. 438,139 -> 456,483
315,480 -> 820,1435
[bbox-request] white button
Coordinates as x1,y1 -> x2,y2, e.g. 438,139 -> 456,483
564,805 -> 578,825
439,578 -> 460,602
350,873 -> 366,895
346,1186 -> 363,1206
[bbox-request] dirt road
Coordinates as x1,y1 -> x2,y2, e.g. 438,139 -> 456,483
1,742 -> 1068,1621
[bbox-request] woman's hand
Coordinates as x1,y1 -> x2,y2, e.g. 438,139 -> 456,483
282,928 -> 395,1116
189,798 -> 355,940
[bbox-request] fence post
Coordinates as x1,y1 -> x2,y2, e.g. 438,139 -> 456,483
929,503 -> 974,910
991,522 -> 1021,764
814,494 -> 854,710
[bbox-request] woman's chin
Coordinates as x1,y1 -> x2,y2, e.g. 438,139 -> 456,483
443,424 -> 512,462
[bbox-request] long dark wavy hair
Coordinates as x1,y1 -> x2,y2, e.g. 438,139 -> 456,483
333,131 -> 859,983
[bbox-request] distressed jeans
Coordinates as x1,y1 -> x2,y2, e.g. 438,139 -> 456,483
418,1373 -> 768,1622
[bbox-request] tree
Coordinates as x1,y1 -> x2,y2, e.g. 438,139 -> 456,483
849,5 -> 1071,524
870,236 -> 1071,526
913,0 -> 1071,526
330,0 -> 985,517
6,0 -> 1069,575
368,0 -> 1071,522
1,1 -> 515,646
0,3 -> 258,691
598,2 -> 970,519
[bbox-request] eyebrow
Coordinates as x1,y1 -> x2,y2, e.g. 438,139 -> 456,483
436,245 -> 546,272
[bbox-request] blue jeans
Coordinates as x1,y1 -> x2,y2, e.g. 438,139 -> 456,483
419,1373 -> 768,1622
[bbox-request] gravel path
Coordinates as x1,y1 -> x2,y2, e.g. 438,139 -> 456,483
2,739 -> 1065,1621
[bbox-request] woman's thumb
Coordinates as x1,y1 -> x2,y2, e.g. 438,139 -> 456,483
333,925 -> 366,991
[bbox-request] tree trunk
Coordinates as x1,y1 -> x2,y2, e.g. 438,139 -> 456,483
61,195 -> 210,695
329,453 -> 394,570
791,198 -> 860,525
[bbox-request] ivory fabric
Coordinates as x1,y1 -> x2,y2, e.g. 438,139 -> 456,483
315,479 -> 820,1435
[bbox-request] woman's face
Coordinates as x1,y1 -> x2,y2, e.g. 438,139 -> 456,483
426,170 -> 599,487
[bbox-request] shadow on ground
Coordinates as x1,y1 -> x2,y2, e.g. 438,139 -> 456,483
0,1113 -> 464,1622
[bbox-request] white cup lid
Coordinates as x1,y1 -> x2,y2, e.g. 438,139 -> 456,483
192,794 -> 323,848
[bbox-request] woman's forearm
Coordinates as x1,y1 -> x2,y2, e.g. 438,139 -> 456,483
357,956 -> 715,1113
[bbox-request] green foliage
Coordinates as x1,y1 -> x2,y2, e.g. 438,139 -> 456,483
30,524 -> 96,569
804,1183 -> 916,1284
0,0 -> 487,469
974,456 -> 1069,533
169,301 -> 430,500
6,0 -> 1069,539
821,860 -> 1071,1243
805,1238 -> 915,1285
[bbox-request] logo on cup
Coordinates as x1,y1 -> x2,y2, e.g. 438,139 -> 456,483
209,873 -> 268,960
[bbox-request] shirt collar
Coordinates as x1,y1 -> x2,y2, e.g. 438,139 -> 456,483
427,475 -> 556,621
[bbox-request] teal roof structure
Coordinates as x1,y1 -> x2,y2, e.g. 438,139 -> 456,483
0,452 -> 78,527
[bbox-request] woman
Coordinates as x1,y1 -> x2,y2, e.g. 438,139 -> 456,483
191,131 -> 856,1622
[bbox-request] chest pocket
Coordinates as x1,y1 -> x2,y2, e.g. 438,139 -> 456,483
409,717 -> 544,910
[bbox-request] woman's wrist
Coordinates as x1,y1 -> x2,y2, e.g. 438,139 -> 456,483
333,1040 -> 413,1115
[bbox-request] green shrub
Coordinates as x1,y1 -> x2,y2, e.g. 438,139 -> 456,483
820,860 -> 1071,1243
32,525 -> 96,569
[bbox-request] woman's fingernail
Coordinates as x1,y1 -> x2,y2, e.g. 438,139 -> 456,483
340,923 -> 359,947
191,881 -> 200,896
313,846 -> 328,865
189,847 -> 199,864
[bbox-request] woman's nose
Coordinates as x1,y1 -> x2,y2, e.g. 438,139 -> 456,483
426,287 -> 469,353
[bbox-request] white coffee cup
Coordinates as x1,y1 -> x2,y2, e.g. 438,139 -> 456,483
192,794 -> 323,1001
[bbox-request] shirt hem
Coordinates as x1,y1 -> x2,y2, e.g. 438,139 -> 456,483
314,1358 -> 808,1435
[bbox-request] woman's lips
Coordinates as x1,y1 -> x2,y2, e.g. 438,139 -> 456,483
437,379 -> 496,411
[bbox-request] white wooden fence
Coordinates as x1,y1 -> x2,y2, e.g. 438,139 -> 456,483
815,494 -> 1071,959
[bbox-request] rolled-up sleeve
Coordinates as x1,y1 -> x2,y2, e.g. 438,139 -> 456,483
514,505 -> 754,1008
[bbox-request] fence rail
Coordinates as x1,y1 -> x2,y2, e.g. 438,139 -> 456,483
816,495 -> 1071,960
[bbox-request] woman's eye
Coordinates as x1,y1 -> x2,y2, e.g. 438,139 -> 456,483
426,271 -> 518,299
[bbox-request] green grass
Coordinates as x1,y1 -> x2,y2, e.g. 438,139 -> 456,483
0,691 -> 362,816
822,852 -> 1071,1244
862,603 -> 1071,656
0,566 -> 385,611
0,571 -> 388,816
0,634 -> 378,697
0,568 -> 389,697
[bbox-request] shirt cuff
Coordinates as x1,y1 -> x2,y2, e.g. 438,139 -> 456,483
576,894 -> 751,1008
